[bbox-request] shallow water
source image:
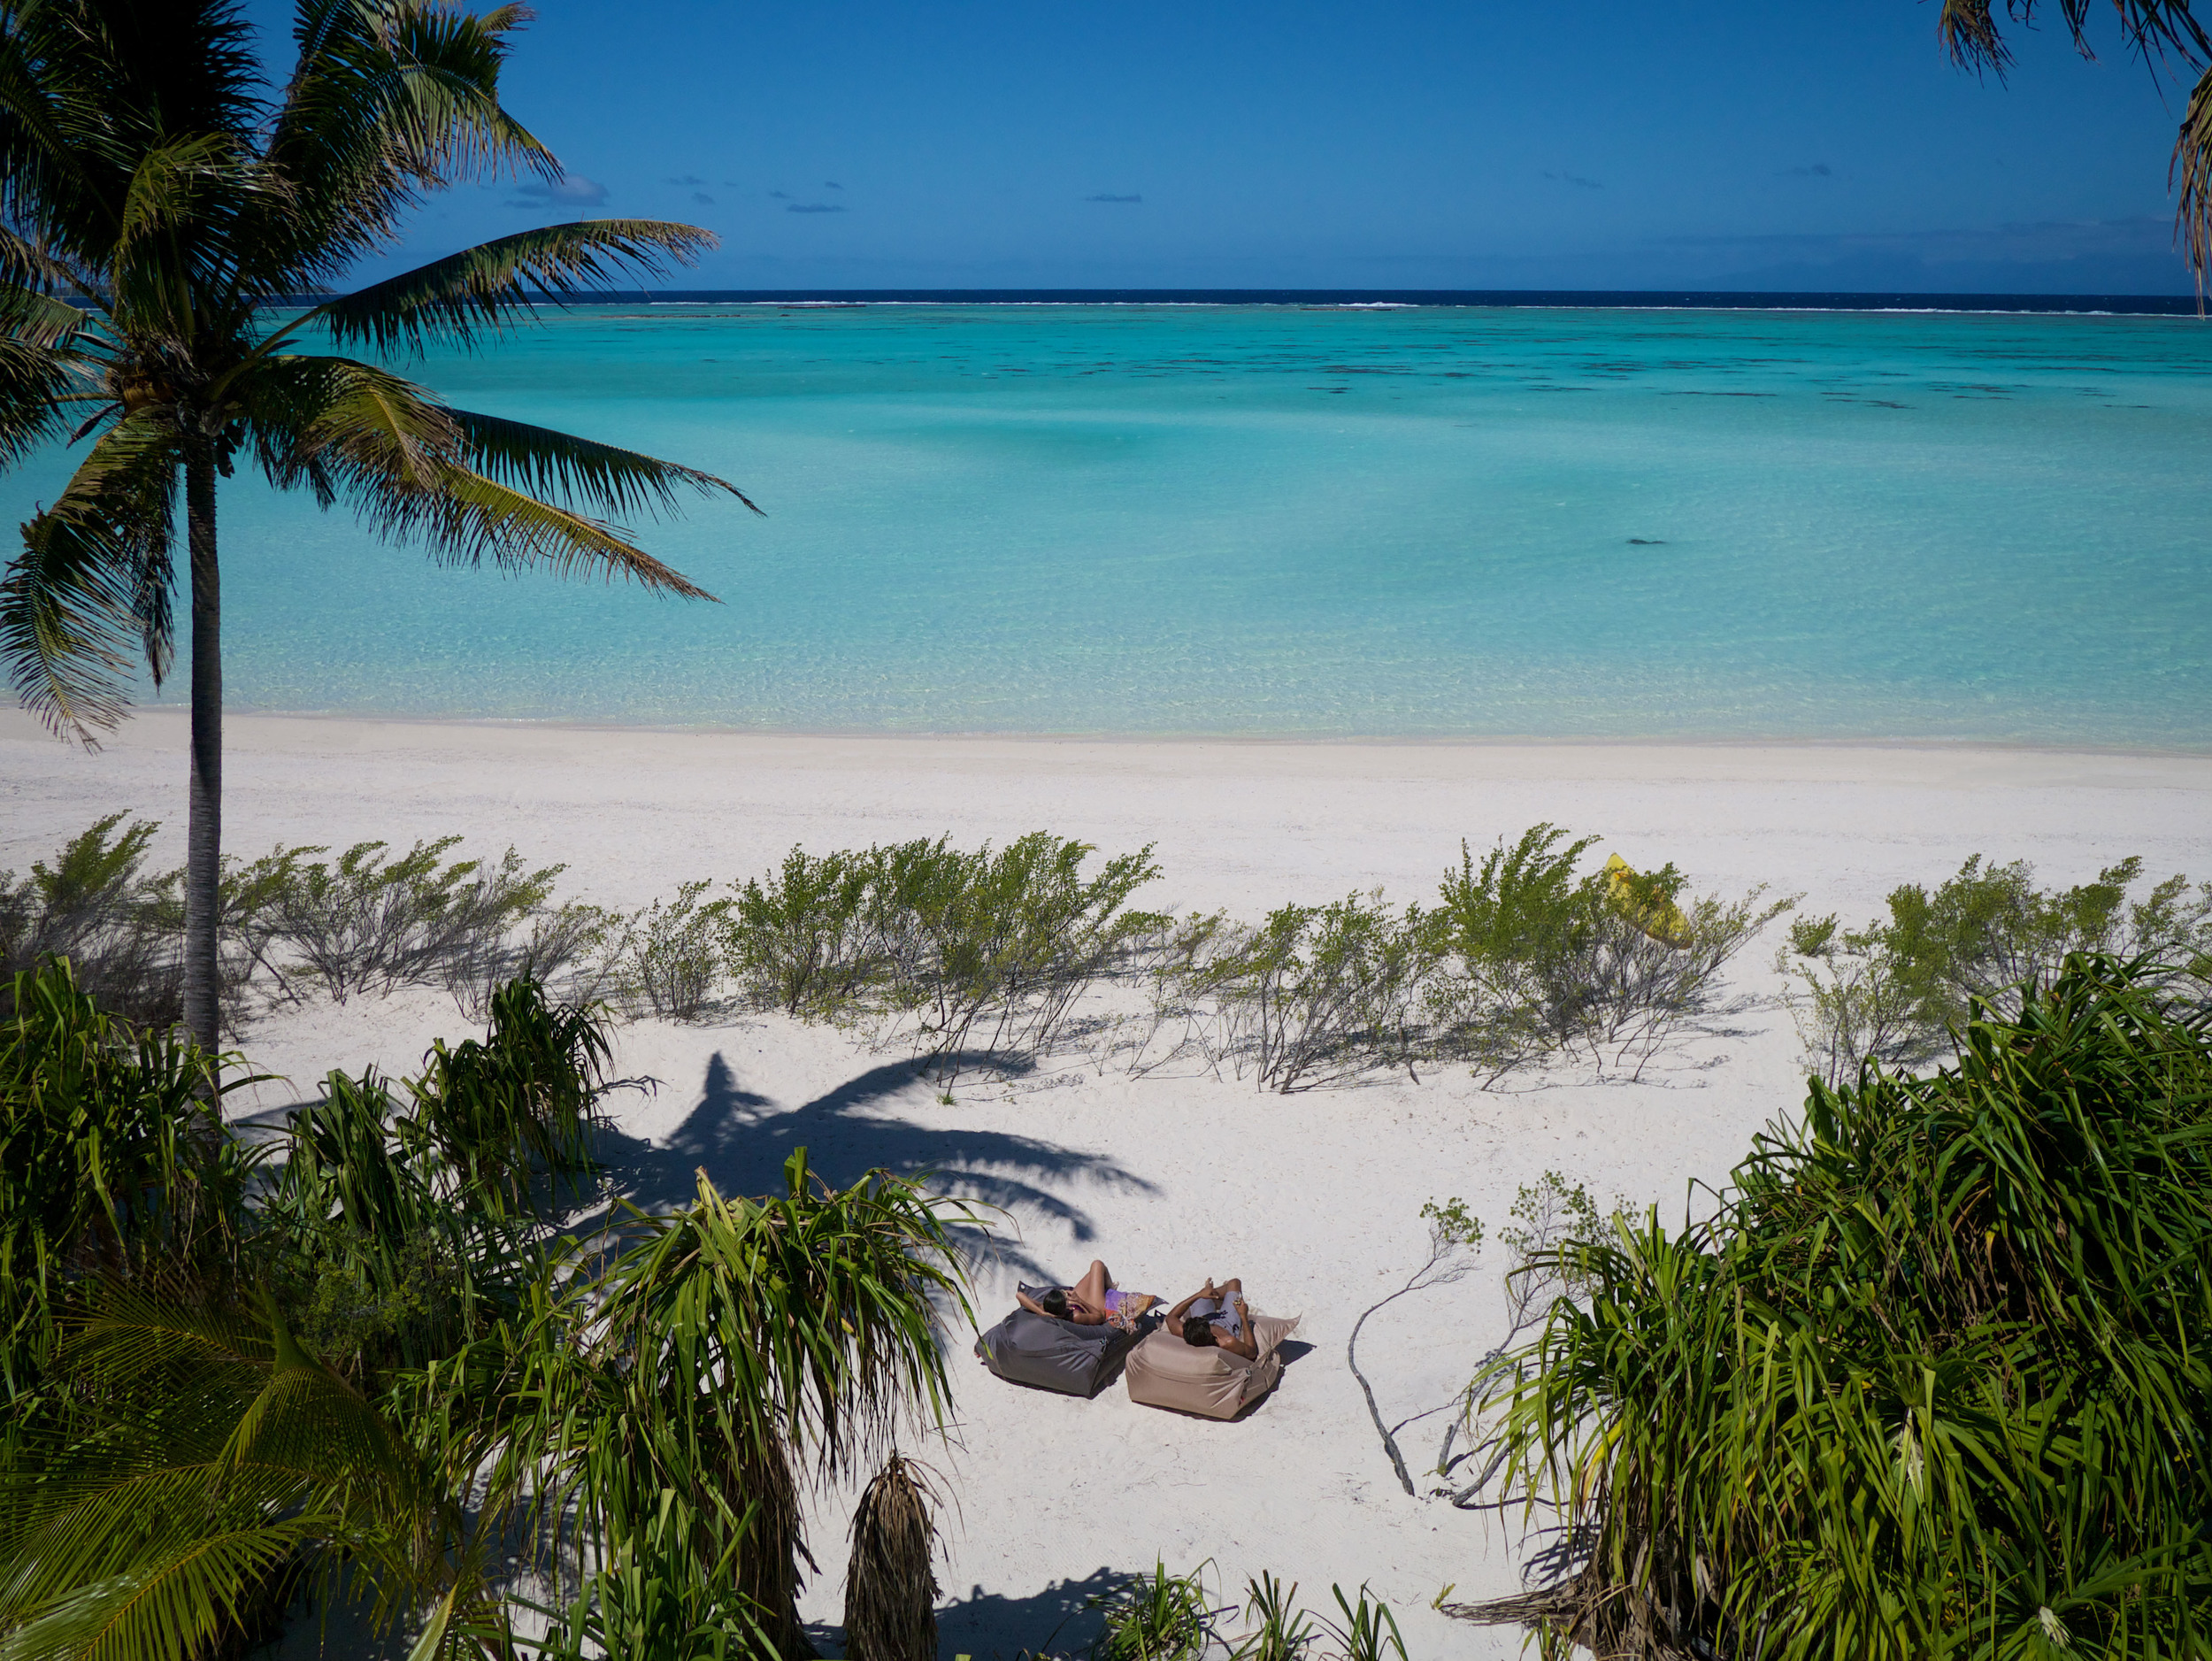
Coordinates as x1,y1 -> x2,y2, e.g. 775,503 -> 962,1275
16,303 -> 2212,742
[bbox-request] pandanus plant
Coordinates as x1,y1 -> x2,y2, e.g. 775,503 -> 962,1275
1460,956 -> 2212,1661
0,0 -> 749,1043
432,1153 -> 977,1659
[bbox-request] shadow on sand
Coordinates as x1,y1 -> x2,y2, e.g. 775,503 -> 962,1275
591,1050 -> 1157,1284
931,1565 -> 1133,1659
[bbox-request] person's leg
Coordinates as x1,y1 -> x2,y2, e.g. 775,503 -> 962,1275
1215,1278 -> 1246,1336
1075,1260 -> 1110,1309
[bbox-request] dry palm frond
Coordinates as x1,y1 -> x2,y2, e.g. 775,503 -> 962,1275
843,1453 -> 945,1661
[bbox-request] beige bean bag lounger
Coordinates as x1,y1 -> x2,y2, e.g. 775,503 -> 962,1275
1124,1311 -> 1300,1420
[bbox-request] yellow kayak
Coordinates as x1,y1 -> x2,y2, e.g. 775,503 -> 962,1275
1605,854 -> 1693,948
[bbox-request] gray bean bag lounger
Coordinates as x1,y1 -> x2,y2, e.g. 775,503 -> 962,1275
973,1308 -> 1136,1398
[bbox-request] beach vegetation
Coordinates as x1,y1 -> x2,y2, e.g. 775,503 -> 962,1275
0,1272 -> 495,1661
843,1453 -> 947,1661
1453,954 -> 2212,1660
0,0 -> 747,1049
1348,1196 -> 1486,1495
728,833 -> 1163,1076
1235,1572 -> 1319,1661
452,1156 -> 974,1661
1185,892 -> 1442,1092
263,836 -> 566,1006
0,958 -> 251,1392
0,965 -> 974,1659
1430,824 -> 1790,1082
1782,852 -> 2212,1084
1,811 -> 184,1024
597,879 -> 730,1021
1087,1559 -> 1218,1661
1082,1565 -> 1408,1661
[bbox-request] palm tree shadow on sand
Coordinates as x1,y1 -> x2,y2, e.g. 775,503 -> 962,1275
591,1051 -> 1158,1284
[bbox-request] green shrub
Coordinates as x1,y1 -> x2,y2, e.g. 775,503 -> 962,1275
1089,1559 -> 1216,1661
1463,955 -> 2212,1660
0,959 -> 252,1393
405,977 -> 619,1216
1783,854 -> 2212,1084
728,844 -> 883,1017
595,880 -> 729,1020
1432,824 -> 1789,1081
1189,892 -> 1441,1092
0,813 -> 179,1025
266,836 -> 565,1004
727,833 -> 1161,1076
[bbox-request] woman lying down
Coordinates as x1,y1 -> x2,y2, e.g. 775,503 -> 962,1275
1017,1262 -> 1258,1358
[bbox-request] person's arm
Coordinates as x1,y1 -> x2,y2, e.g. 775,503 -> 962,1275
1162,1288 -> 1204,1328
1015,1289 -> 1048,1317
1220,1296 -> 1259,1360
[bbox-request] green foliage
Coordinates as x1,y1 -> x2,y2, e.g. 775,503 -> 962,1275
1321,1586 -> 1408,1661
1191,891 -> 1441,1092
0,1279 -> 492,1661
1466,956 -> 2212,1660
1432,824 -> 1791,1081
1089,1567 -> 1408,1661
439,1154 -> 977,1659
257,982 -> 618,1383
730,833 -> 1163,1075
405,976 -> 618,1216
1419,1194 -> 1486,1252
1233,1573 -> 1317,1661
265,836 -> 565,1005
729,844 -> 883,1017
259,1067 -> 538,1387
598,879 -> 730,1020
1783,853 -> 2212,1083
0,959 -> 252,1394
0,812 -> 180,1026
1089,1559 -> 1217,1661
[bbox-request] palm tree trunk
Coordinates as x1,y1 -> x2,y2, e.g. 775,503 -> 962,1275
181,450 -> 221,1044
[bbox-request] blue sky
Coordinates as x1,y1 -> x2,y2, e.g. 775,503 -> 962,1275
254,1 -> 2203,292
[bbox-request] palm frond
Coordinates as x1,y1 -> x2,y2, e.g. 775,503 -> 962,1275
0,1279 -> 475,1661
310,220 -> 718,356
0,415 -> 178,740
0,284 -> 98,466
235,351 -> 727,599
2175,61 -> 2212,285
235,350 -> 457,497
258,0 -> 555,289
362,463 -> 721,599
452,408 -> 757,519
1943,0 -> 2212,73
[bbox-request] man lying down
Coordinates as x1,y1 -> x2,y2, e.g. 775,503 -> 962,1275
1162,1276 -> 1258,1360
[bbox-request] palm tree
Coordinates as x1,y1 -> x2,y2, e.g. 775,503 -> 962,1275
0,0 -> 749,1042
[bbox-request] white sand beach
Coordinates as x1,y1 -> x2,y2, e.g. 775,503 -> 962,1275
8,711 -> 2212,1657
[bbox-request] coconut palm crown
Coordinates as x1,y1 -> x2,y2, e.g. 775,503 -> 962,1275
0,0 -> 749,1042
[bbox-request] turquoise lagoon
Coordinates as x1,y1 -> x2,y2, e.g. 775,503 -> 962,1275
19,303 -> 2212,742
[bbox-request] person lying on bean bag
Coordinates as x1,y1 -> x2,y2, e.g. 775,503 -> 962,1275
1125,1278 -> 1299,1420
1162,1277 -> 1257,1358
1015,1257 -> 1157,1334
